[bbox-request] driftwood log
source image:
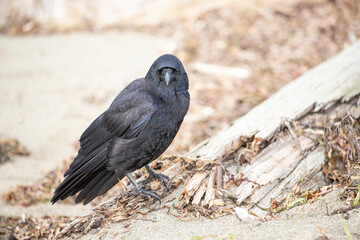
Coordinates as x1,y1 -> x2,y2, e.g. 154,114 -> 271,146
184,41 -> 360,211
56,42 -> 360,238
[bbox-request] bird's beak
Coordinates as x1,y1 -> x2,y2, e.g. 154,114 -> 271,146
164,72 -> 170,86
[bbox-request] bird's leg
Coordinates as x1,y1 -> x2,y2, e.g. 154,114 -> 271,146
140,165 -> 170,190
126,173 -> 161,204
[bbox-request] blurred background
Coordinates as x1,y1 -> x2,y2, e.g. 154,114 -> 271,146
0,0 -> 359,237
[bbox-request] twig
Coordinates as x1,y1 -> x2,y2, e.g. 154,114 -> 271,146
330,204 -> 360,215
216,157 -> 223,189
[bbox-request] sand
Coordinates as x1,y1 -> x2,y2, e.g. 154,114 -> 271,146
76,188 -> 360,240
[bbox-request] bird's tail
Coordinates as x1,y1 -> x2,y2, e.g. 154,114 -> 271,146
51,147 -> 123,205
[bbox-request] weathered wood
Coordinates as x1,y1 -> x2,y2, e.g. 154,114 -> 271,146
192,182 -> 207,205
187,42 -> 360,160
203,168 -> 216,207
236,136 -> 326,208
163,42 -> 360,209
216,157 -> 224,189
166,42 -> 359,212
181,172 -> 208,204
181,42 -> 360,212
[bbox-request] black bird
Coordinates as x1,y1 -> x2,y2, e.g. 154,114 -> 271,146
51,54 -> 190,205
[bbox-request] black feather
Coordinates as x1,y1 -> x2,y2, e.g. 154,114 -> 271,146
83,171 -> 114,205
75,169 -> 109,203
98,174 -> 122,196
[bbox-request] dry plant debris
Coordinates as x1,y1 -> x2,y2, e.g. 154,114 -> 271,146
2,156 -> 180,207
258,98 -> 360,214
323,115 -> 360,184
175,137 -> 264,219
303,102 -> 360,198
3,156 -> 122,207
54,154 -> 255,238
3,158 -> 74,206
0,215 -> 73,240
0,137 -> 29,164
54,155 -> 208,239
323,114 -> 360,207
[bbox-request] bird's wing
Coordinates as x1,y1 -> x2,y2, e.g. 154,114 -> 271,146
65,88 -> 157,177
51,83 -> 158,204
103,103 -> 155,139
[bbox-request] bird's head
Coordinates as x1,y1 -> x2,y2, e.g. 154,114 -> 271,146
145,54 -> 188,102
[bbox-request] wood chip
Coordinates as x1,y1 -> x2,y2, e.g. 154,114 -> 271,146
181,172 -> 208,204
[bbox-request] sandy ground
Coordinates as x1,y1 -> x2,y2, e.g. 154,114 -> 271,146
0,31 -> 176,216
76,189 -> 360,240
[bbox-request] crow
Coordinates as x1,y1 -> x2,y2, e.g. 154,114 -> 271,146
51,54 -> 190,205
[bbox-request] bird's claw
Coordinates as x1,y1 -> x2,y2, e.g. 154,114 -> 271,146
140,172 -> 170,190
142,165 -> 170,190
117,187 -> 161,204
126,173 -> 162,204
137,187 -> 161,204
156,173 -> 170,190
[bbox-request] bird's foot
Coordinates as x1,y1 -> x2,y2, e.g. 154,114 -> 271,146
140,165 -> 170,190
126,173 -> 161,204
136,187 -> 161,204
117,188 -> 161,204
